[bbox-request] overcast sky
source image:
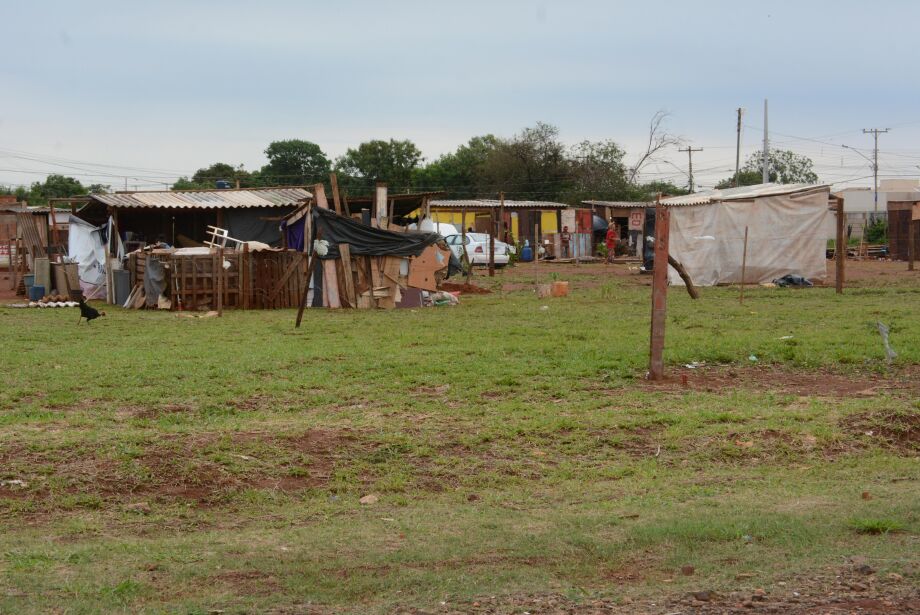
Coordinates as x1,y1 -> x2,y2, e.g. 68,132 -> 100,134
4,0 -> 920,192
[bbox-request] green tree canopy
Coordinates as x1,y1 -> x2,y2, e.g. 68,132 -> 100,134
412,135 -> 498,197
16,174 -> 87,205
261,140 -> 331,186
336,139 -> 423,193
478,122 -> 571,201
717,150 -> 819,188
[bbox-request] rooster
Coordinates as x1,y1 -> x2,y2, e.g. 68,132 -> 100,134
77,298 -> 105,324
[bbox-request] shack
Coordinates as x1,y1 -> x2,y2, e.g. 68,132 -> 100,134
428,199 -> 576,257
885,193 -> 920,261
79,186 -> 311,248
582,200 -> 653,257
660,183 -> 834,286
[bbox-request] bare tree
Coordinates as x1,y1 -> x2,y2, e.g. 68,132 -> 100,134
628,110 -> 683,184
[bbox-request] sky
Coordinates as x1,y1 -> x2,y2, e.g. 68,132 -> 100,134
4,0 -> 920,193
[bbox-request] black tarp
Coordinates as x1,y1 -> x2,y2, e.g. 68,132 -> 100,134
226,207 -> 292,246
310,207 -> 462,276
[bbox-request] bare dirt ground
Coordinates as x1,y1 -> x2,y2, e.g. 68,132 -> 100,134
393,569 -> 920,614
488,258 -> 920,293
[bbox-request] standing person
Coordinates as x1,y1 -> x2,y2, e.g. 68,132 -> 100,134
560,225 -> 571,258
605,222 -> 618,263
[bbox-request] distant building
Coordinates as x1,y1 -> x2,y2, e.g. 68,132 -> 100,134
835,179 -> 920,239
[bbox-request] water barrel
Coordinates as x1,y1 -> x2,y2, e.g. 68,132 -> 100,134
28,285 -> 45,301
520,245 -> 533,262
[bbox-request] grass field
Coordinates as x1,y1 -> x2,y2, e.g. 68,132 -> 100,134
1,262 -> 918,614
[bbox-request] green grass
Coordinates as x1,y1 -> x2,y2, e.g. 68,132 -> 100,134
0,265 -> 918,613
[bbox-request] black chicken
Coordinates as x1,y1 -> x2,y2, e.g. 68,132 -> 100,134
77,298 -> 105,324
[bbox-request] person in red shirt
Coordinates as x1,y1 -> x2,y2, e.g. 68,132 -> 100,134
605,222 -> 618,263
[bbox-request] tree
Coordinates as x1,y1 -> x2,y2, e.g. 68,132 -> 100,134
261,140 -> 331,186
21,174 -> 86,205
628,110 -> 682,184
412,135 -> 498,197
717,150 -> 819,187
335,139 -> 423,193
479,122 -> 572,201
87,184 -> 110,194
564,139 -> 632,202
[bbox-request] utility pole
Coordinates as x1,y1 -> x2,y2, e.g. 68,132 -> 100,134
734,108 -> 743,186
679,146 -> 703,193
762,99 -> 769,184
863,128 -> 890,215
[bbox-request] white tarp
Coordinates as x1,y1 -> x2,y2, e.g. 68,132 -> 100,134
67,216 -> 123,300
667,187 -> 834,286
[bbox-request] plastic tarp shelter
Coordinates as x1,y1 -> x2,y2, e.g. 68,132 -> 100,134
662,184 -> 834,287
67,216 -> 123,300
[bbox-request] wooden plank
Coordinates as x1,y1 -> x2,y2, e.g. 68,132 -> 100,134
313,182 -> 340,309
267,252 -> 304,303
408,245 -> 449,292
339,244 -> 358,308
330,173 -> 343,216
648,200 -> 670,381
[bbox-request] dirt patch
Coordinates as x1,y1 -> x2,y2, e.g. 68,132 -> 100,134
440,282 -> 492,295
841,409 -> 919,453
212,570 -> 282,597
0,428 -> 363,510
421,566 -> 920,614
630,364 -> 920,398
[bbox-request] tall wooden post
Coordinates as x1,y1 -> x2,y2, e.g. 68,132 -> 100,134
216,246 -> 224,316
648,198 -> 670,381
498,191 -> 505,245
836,197 -> 845,292
462,206 -> 472,283
330,172 -> 343,216
909,219 -> 915,272
488,205 -> 496,277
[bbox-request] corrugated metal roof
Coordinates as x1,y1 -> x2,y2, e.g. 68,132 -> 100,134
430,199 -> 569,209
90,187 -> 312,209
582,200 -> 653,209
661,183 -> 830,206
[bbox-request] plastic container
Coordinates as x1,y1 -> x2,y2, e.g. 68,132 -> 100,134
23,274 -> 35,289
28,285 -> 45,301
520,245 -> 533,262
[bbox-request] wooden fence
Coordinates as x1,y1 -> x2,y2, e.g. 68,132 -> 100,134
128,249 -> 308,310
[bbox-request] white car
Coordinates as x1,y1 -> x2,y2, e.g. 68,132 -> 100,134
445,233 -> 512,266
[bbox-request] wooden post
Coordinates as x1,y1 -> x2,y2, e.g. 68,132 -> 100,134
339,243 -> 357,308
648,197 -> 670,381
739,226 -> 749,304
295,230 -> 324,328
909,219 -> 915,272
836,197 -> 845,292
330,173 -> 343,216
498,192 -> 505,247
488,204 -> 496,277
242,242 -> 250,309
462,206 -> 472,283
216,247 -> 224,316
314,183 -> 340,309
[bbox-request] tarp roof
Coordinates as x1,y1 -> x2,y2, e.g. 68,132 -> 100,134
89,187 -> 311,210
661,183 -> 830,206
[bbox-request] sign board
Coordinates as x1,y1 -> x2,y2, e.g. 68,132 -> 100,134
628,208 -> 645,231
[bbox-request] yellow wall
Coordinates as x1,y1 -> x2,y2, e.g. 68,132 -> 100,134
431,210 -> 559,238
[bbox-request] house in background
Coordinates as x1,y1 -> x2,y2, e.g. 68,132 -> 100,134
836,178 -> 920,240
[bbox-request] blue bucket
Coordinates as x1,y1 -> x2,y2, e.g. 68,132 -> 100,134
28,285 -> 45,301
